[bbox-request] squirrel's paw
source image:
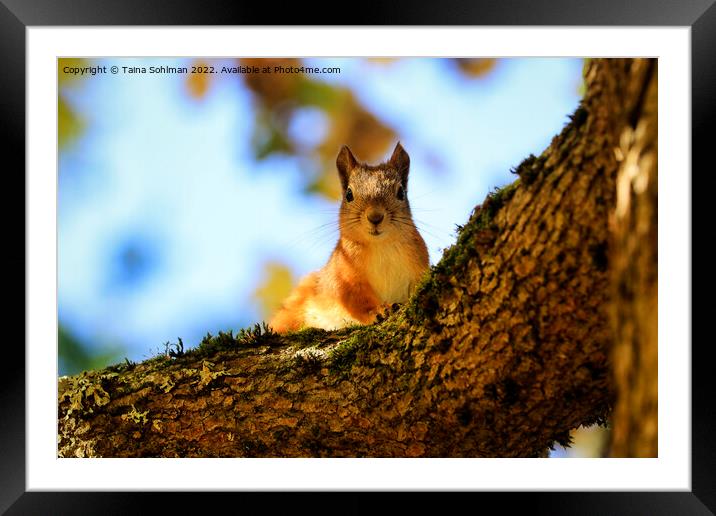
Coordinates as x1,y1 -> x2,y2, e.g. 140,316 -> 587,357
374,303 -> 401,323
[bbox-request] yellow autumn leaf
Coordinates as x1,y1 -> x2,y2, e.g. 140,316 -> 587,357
58,58 -> 92,149
366,58 -> 399,66
58,58 -> 89,85
58,95 -> 84,150
454,58 -> 498,78
186,59 -> 212,99
252,262 -> 295,320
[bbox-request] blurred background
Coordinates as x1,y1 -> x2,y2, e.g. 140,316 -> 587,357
58,56 -> 605,456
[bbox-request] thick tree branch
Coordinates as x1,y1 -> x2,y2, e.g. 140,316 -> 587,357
58,58 -> 657,458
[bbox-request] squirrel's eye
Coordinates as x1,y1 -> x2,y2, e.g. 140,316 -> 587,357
345,187 -> 354,202
396,185 -> 405,201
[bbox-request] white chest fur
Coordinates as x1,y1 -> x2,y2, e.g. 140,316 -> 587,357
364,241 -> 417,304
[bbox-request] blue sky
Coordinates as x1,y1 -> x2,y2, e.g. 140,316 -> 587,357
58,57 -> 583,365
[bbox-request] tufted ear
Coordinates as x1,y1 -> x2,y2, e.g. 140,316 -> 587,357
336,145 -> 358,190
389,141 -> 410,186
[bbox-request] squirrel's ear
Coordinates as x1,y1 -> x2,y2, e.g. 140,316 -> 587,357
336,145 -> 358,190
389,142 -> 410,185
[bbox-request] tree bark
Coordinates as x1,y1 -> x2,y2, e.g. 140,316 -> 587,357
607,60 -> 658,457
58,58 -> 658,458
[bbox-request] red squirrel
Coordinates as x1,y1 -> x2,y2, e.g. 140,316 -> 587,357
270,142 -> 429,332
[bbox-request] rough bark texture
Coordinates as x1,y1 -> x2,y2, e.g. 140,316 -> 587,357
58,58 -> 658,458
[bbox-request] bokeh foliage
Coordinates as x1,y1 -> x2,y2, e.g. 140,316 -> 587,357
58,58 -> 88,149
58,324 -> 124,376
252,261 -> 295,321
238,57 -> 396,201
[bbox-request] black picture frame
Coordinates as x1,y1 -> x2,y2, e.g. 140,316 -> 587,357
2,1 -> 709,513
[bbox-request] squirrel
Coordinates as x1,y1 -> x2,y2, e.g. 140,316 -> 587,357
269,142 -> 430,333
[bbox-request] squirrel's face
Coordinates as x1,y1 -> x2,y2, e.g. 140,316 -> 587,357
336,143 -> 414,243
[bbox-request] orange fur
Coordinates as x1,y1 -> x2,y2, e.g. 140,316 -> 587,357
269,273 -> 319,333
269,143 -> 430,333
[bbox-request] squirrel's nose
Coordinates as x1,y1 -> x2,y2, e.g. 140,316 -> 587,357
367,211 -> 384,225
